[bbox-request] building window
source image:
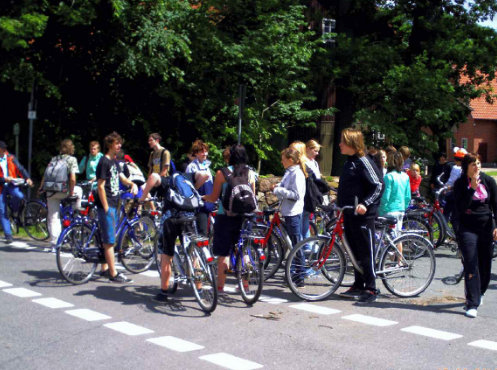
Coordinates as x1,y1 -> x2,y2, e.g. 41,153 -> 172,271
461,138 -> 468,150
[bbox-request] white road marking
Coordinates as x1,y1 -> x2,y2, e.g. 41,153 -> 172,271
104,321 -> 154,336
468,340 -> 497,351
401,326 -> 463,340
289,303 -> 341,315
3,287 -> 42,298
223,286 -> 237,293
10,241 -> 35,249
0,280 -> 12,288
199,353 -> 263,370
259,295 -> 288,304
65,308 -> 111,321
147,336 -> 204,352
33,297 -> 74,309
141,270 -> 159,278
342,314 -> 397,327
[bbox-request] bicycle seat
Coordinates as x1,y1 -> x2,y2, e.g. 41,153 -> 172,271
263,207 -> 277,216
376,215 -> 398,226
61,196 -> 79,206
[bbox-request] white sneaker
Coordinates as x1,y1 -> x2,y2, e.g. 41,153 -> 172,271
465,308 -> 477,318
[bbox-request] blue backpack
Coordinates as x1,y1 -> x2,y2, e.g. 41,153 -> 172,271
165,172 -> 203,211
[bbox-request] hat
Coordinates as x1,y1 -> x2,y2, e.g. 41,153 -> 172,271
0,141 -> 6,149
453,146 -> 467,160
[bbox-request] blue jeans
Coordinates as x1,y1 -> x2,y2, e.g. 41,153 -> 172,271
97,207 -> 117,244
285,215 -> 305,283
0,184 -> 25,237
301,210 -> 311,239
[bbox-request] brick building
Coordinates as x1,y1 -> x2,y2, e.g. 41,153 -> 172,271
449,79 -> 497,163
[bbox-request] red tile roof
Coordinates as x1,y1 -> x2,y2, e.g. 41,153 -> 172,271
461,75 -> 497,120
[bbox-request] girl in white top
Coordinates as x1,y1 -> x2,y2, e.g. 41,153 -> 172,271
305,139 -> 322,179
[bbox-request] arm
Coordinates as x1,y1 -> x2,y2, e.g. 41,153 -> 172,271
273,171 -> 301,201
194,172 -> 209,189
404,177 -> 412,210
69,173 -> 76,196
97,179 -> 108,213
160,150 -> 170,177
119,172 -> 138,195
12,156 -> 33,186
78,156 -> 86,174
453,176 -> 474,216
360,157 -> 383,209
202,170 -> 225,203
378,175 -> 392,215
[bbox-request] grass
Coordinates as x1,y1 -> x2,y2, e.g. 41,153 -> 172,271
482,170 -> 497,177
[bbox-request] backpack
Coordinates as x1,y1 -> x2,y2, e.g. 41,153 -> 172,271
165,172 -> 203,211
127,162 -> 145,184
220,166 -> 257,216
304,173 -> 324,212
42,155 -> 70,193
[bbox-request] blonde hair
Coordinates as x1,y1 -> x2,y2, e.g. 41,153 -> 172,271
281,147 -> 308,178
399,146 -> 411,160
341,128 -> 365,157
290,141 -> 308,168
306,139 -> 321,151
410,162 -> 421,172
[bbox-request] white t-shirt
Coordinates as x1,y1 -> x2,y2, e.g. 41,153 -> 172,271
306,159 -> 321,179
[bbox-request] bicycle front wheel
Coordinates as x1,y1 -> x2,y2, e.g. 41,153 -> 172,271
120,217 -> 157,273
379,234 -> 436,297
236,242 -> 264,305
56,224 -> 98,284
187,245 -> 217,313
23,201 -> 49,241
285,236 -> 346,301
253,224 -> 284,281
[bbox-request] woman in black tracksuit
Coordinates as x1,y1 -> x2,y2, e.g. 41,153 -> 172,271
337,128 -> 383,303
454,153 -> 497,318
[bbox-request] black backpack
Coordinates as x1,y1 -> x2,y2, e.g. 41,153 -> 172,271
220,166 -> 257,216
304,173 -> 324,212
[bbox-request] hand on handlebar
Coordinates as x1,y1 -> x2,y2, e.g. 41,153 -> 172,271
355,204 -> 367,215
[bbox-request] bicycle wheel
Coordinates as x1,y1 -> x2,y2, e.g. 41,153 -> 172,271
120,217 -> 157,273
285,236 -> 346,301
56,224 -> 98,284
23,201 -> 49,241
236,241 -> 264,305
253,224 -> 284,281
429,211 -> 445,248
402,215 -> 433,257
379,234 -> 436,297
187,245 -> 217,313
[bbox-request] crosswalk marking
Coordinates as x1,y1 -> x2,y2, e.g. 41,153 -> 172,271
468,340 -> 497,351
10,241 -> 36,250
65,308 -> 111,321
0,280 -> 12,288
104,321 -> 154,336
401,326 -> 463,340
141,270 -> 159,278
290,303 -> 341,315
33,297 -> 74,309
3,287 -> 42,298
147,336 -> 204,352
199,353 -> 263,370
342,314 -> 397,327
259,295 -> 289,304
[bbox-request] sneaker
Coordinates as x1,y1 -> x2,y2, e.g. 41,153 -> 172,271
465,308 -> 477,318
153,291 -> 168,303
5,236 -> 13,244
109,272 -> 133,283
357,289 -> 378,304
340,287 -> 363,299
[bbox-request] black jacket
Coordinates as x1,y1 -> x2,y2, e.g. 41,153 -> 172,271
337,154 -> 384,218
454,172 -> 497,230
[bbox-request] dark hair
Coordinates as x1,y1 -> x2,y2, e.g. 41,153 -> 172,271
461,153 -> 480,175
60,139 -> 75,155
387,151 -> 404,172
229,144 -> 249,166
149,133 -> 161,141
104,131 -> 123,150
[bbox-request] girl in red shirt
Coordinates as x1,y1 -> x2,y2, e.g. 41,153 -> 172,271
408,163 -> 422,197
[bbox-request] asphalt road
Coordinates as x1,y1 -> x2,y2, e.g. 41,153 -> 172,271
0,238 -> 496,369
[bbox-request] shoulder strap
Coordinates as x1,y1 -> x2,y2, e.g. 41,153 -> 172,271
160,148 -> 167,171
220,167 -> 232,182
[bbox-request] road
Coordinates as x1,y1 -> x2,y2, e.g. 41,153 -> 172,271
0,238 -> 496,369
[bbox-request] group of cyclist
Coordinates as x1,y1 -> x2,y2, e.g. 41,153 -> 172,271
0,128 -> 496,318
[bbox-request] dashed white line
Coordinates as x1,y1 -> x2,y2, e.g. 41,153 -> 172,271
65,308 -> 111,321
342,314 -> 397,327
259,295 -> 288,304
3,287 -> 42,298
0,280 -> 12,288
289,303 -> 341,315
467,340 -> 497,351
401,326 -> 463,340
141,270 -> 160,278
33,297 -> 74,309
199,353 -> 263,370
10,241 -> 36,250
104,321 -> 154,336
147,336 -> 204,352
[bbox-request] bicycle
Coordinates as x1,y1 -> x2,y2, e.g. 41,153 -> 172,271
56,196 -> 157,284
285,205 -> 436,301
224,214 -> 266,305
164,215 -> 217,313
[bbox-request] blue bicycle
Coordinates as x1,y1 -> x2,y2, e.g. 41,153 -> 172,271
56,195 -> 157,284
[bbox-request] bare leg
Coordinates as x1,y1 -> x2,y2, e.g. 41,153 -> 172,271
217,256 -> 228,291
160,254 -> 173,291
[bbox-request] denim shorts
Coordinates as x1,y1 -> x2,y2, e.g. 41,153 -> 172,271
97,207 -> 117,244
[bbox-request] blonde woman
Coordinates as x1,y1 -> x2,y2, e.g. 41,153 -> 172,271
290,141 -> 312,239
337,128 -> 383,303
